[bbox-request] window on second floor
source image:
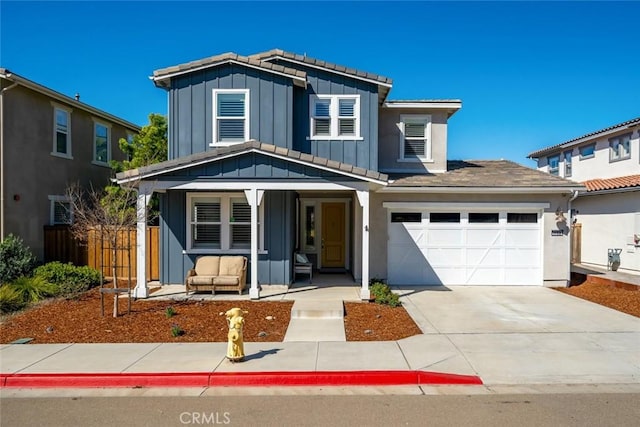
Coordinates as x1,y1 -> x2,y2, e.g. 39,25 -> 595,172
93,121 -> 111,165
309,95 -> 361,140
212,89 -> 250,145
563,150 -> 572,177
399,115 -> 431,161
579,143 -> 595,159
609,133 -> 631,162
48,195 -> 72,225
547,154 -> 560,175
52,105 -> 72,158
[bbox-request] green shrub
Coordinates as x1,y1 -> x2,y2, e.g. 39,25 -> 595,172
33,262 -> 101,298
171,323 -> 184,337
0,285 -> 26,314
165,306 -> 175,318
8,276 -> 58,303
0,234 -> 38,284
369,280 -> 401,307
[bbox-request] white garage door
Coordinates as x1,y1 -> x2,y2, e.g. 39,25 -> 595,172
388,210 -> 542,285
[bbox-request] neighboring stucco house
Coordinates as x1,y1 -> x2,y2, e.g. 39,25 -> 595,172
117,50 -> 582,299
529,117 -> 640,275
0,69 -> 140,260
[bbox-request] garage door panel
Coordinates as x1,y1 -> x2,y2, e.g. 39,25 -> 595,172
466,268 -> 503,285
467,229 -> 502,245
428,229 -> 463,245
425,248 -> 463,265
505,229 -> 539,246
430,268 -> 465,284
505,268 -> 540,285
505,248 -> 540,266
467,248 -> 501,265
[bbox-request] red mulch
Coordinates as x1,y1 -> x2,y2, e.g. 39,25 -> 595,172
554,280 -> 640,318
0,288 -> 423,344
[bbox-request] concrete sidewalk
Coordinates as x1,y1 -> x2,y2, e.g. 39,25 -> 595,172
1,286 -> 640,389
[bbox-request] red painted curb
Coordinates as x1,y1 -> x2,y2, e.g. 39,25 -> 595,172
0,370 -> 483,388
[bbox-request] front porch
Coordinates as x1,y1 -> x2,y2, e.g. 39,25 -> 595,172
140,272 -> 362,302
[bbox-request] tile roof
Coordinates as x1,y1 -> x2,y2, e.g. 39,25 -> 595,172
528,117 -> 640,158
388,160 -> 583,189
151,52 -> 307,86
249,49 -> 393,86
582,174 -> 640,192
116,141 -> 388,184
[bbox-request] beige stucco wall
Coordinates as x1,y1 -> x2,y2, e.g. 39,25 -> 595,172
378,108 -> 448,173
573,191 -> 640,274
2,84 -> 131,260
368,191 -> 573,286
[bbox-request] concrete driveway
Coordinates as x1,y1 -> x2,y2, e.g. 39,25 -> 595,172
396,286 -> 640,386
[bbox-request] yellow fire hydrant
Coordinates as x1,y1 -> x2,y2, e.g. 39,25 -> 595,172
224,308 -> 247,362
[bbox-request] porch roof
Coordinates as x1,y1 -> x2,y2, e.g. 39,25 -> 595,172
115,140 -> 389,185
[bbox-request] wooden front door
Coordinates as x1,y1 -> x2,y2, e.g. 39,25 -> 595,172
321,203 -> 346,268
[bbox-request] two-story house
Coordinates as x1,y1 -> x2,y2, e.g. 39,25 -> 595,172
529,118 -> 640,275
117,50 -> 582,299
0,69 -> 140,260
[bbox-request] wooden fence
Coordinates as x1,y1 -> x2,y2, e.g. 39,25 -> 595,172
571,223 -> 582,264
43,225 -> 159,281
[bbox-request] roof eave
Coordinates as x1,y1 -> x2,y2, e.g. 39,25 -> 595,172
379,186 -> 584,194
383,101 -> 463,117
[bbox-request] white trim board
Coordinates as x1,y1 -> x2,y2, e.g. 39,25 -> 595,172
383,202 -> 550,210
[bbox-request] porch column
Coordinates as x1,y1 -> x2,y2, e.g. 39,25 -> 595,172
245,188 -> 264,299
134,183 -> 153,298
356,190 -> 370,300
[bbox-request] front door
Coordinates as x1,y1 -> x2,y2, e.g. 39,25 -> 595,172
321,203 -> 345,268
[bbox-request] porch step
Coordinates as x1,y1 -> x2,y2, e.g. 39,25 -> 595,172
290,299 -> 344,319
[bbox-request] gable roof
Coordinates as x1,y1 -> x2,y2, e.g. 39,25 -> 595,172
582,174 -> 640,192
0,68 -> 140,132
528,117 -> 640,159
250,49 -> 393,102
151,52 -> 308,88
385,160 -> 583,192
115,140 -> 388,185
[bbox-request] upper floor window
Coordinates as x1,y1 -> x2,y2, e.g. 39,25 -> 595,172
48,195 -> 72,225
563,151 -> 572,177
547,154 -> 560,175
212,89 -> 250,145
52,105 -> 72,158
399,115 -> 431,161
609,133 -> 631,162
187,193 -> 263,252
93,121 -> 111,165
579,143 -> 595,159
309,95 -> 361,140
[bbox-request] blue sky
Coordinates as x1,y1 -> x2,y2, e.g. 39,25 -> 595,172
1,1 -> 638,165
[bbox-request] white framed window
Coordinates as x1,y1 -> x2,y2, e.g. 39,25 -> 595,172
309,95 -> 361,140
48,195 -> 72,225
186,193 -> 263,253
51,104 -> 72,158
563,150 -> 572,177
547,154 -> 560,175
93,120 -> 111,165
399,115 -> 432,161
609,133 -> 631,162
579,143 -> 595,159
211,89 -> 250,145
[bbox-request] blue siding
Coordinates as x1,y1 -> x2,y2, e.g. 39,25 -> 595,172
168,64 -> 294,159
159,190 -> 296,286
161,153 -> 361,182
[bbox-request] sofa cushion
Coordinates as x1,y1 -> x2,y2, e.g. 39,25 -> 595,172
213,275 -> 240,286
188,275 -> 215,285
219,256 -> 245,276
194,256 -> 220,276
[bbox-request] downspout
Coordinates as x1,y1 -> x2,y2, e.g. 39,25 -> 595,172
0,76 -> 19,240
566,189 -> 580,284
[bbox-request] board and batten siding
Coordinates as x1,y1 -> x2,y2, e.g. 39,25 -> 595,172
159,190 -> 296,286
168,64 -> 294,159
286,67 -> 379,171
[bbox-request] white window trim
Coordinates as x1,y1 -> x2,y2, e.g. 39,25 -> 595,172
48,195 -> 73,225
51,103 -> 73,159
398,114 -> 432,162
186,192 -> 265,254
547,154 -> 560,175
579,143 -> 596,160
308,94 -> 362,140
563,150 -> 572,177
609,134 -> 631,162
92,119 -> 112,167
211,89 -> 250,146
